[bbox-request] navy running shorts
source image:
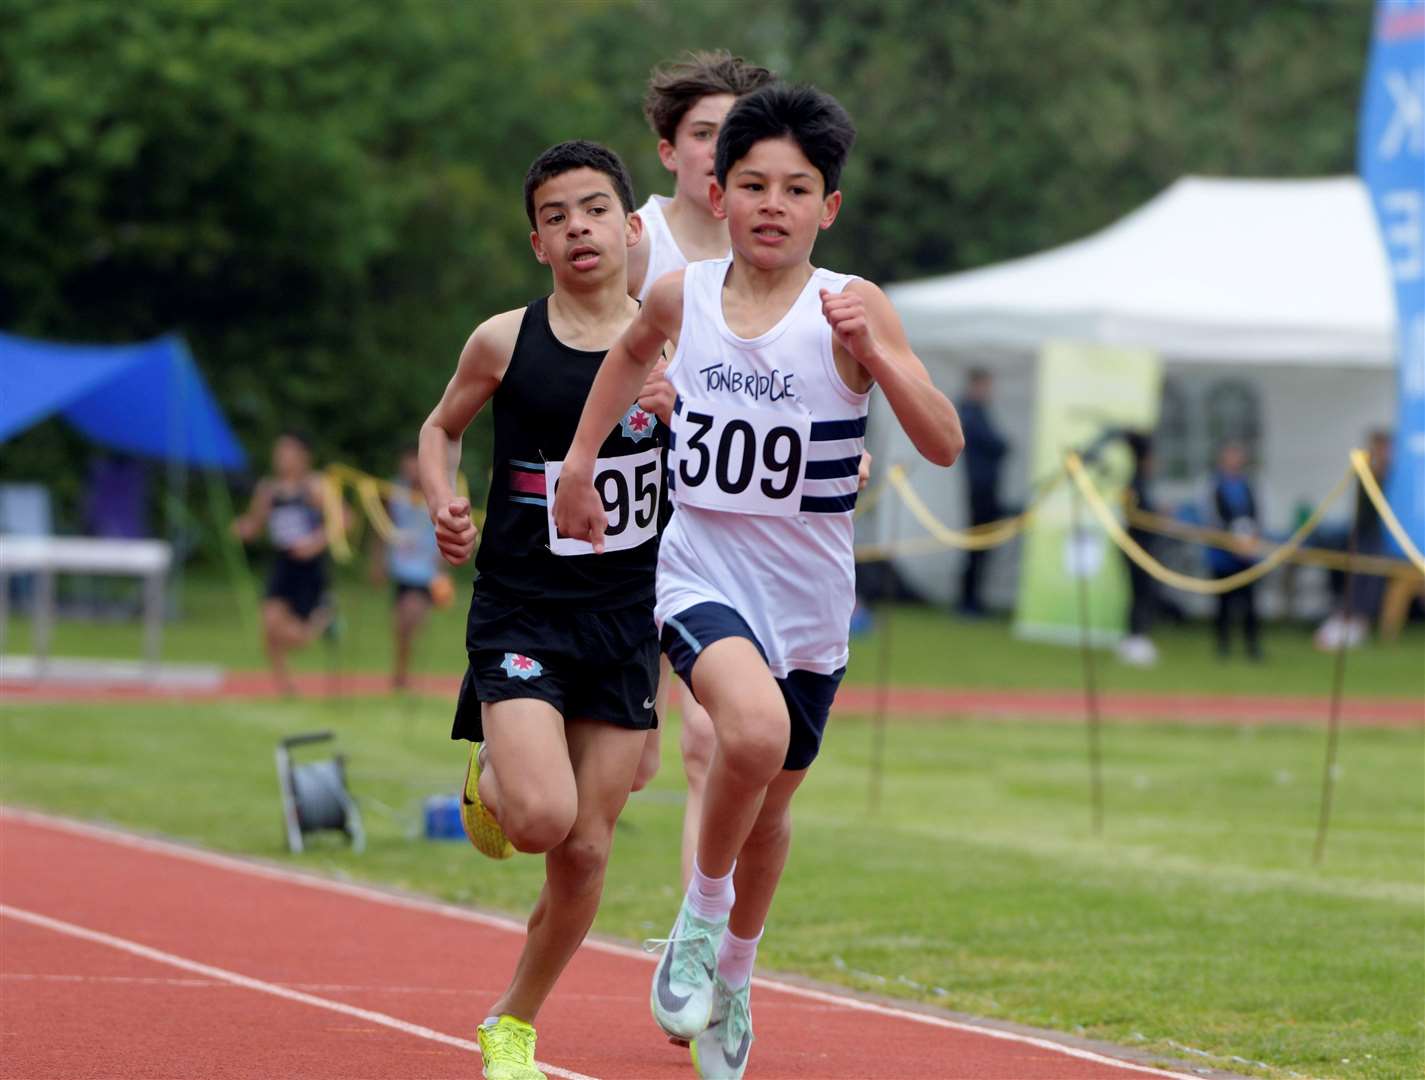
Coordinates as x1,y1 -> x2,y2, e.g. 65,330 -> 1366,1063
661,601 -> 845,771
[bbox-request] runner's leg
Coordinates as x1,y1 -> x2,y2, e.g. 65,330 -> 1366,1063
489,716 -> 644,1021
479,698 -> 578,853
393,589 -> 429,689
687,638 -> 790,879
727,767 -> 807,939
678,681 -> 716,890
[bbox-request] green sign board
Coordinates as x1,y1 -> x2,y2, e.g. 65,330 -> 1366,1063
1014,341 -> 1162,646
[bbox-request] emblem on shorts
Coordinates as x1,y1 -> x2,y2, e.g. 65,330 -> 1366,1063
620,404 -> 657,443
500,653 -> 543,679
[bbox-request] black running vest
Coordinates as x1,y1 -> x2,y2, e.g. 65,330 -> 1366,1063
473,297 -> 665,607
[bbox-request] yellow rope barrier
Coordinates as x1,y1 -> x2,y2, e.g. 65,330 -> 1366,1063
1064,452 -> 1356,595
1348,449 -> 1425,573
355,476 -> 401,543
320,473 -> 353,563
1123,505 -> 1420,580
885,464 -> 1042,550
320,463 -> 477,563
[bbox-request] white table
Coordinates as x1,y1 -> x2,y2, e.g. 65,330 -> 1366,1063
0,537 -> 173,680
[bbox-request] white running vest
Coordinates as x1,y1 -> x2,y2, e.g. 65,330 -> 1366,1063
636,196 -> 695,302
657,256 -> 870,677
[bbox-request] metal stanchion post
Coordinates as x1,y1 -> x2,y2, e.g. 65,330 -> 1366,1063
868,466 -> 902,816
1069,468 -> 1105,837
1313,514 -> 1360,864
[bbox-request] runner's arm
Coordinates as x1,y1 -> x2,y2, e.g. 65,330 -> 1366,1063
287,474 -> 341,560
824,282 -> 963,468
230,479 -> 273,542
555,271 -> 683,551
419,309 -> 520,564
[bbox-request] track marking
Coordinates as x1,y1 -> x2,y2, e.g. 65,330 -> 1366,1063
0,903 -> 598,1080
1,807 -> 1202,1080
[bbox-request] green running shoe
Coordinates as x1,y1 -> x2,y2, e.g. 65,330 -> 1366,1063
645,897 -> 726,1042
690,976 -> 754,1079
477,1015 -> 545,1080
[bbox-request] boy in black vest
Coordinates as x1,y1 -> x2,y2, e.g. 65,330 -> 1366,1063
418,141 -> 666,1080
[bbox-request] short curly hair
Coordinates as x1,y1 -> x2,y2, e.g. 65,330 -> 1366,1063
523,140 -> 636,228
642,50 -> 778,144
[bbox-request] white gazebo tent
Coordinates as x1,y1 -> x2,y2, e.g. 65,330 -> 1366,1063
872,176 -> 1397,614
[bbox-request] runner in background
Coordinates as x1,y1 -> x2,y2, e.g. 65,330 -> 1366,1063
231,431 -> 334,695
368,445 -> 448,691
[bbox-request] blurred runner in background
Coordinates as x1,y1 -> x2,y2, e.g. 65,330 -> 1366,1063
369,445 -> 448,690
232,431 -> 334,694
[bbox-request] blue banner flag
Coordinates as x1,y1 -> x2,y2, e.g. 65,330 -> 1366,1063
1359,0 -> 1425,553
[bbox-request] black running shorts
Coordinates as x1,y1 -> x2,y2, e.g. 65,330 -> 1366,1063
265,555 -> 327,620
451,588 -> 660,742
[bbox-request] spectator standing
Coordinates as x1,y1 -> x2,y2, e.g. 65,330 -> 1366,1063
957,367 -> 1008,616
1207,441 -> 1263,661
1315,429 -> 1393,650
1117,431 -> 1160,666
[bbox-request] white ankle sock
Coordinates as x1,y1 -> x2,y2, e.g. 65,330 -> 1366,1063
716,927 -> 763,989
686,857 -> 735,922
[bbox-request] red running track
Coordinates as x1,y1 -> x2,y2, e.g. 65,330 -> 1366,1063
0,808 -> 1201,1080
4,670 -> 1422,727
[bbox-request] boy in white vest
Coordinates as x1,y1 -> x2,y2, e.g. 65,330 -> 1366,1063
628,54 -> 871,895
626,50 -> 777,884
556,84 -> 962,1079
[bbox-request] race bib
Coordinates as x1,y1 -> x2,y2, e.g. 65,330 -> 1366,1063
545,447 -> 662,556
671,397 -> 810,516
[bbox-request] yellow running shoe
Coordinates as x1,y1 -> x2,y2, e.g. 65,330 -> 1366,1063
461,742 -> 514,859
477,1015 -> 545,1080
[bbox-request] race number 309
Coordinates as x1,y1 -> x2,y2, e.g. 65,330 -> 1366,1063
672,398 -> 810,516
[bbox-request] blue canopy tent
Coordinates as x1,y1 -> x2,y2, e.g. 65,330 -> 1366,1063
0,332 -> 246,469
0,331 -> 258,644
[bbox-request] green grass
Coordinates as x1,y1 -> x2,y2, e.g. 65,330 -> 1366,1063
5,570 -> 1424,698
1,691 -> 1421,1079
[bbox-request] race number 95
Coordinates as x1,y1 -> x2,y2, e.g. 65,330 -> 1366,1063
589,457 -> 659,537
544,448 -> 662,556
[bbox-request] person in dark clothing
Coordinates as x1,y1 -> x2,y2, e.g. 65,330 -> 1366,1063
1080,427 -> 1160,665
956,368 -> 1008,615
1315,429 -> 1393,649
1207,441 -> 1263,660
1348,431 -> 1392,620
1118,432 -> 1161,665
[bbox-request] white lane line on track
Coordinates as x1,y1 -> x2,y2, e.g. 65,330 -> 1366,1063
0,904 -> 598,1080
0,806 -> 1201,1080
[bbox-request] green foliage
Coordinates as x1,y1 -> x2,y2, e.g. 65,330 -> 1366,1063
785,0 -> 1372,278
0,0 -> 1372,497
